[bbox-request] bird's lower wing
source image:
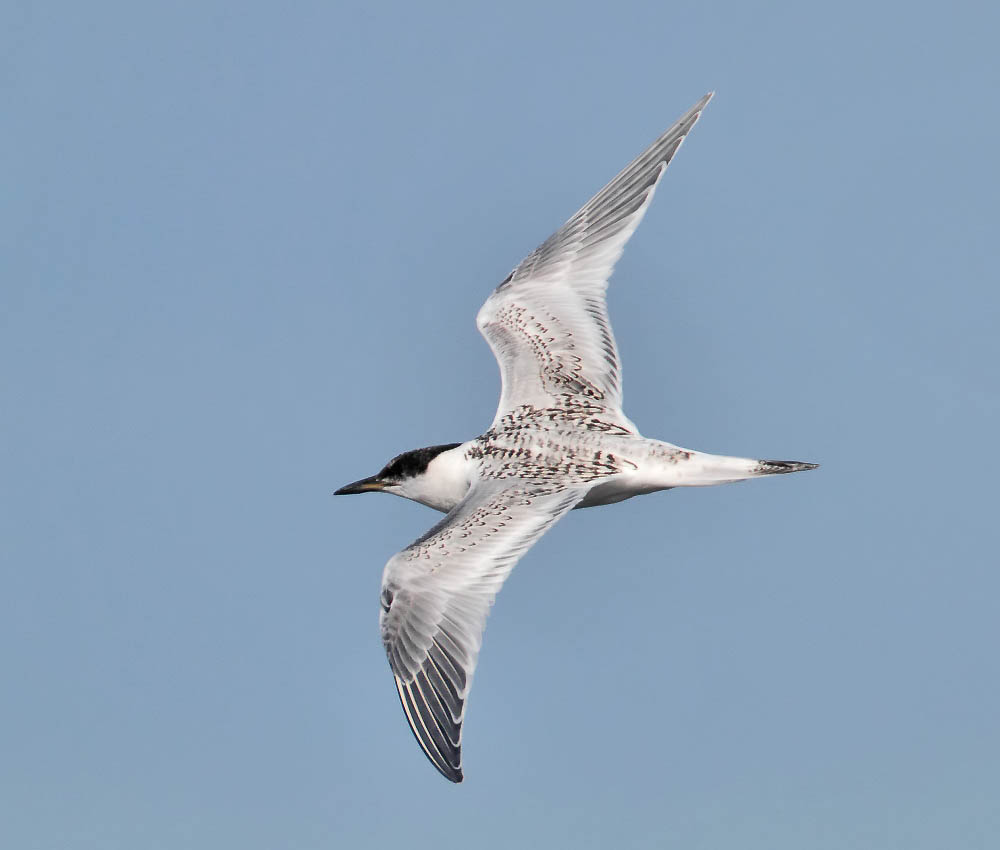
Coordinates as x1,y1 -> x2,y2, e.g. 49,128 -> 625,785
477,93 -> 713,428
379,479 -> 590,781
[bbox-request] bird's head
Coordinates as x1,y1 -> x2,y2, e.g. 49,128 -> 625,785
335,443 -> 466,511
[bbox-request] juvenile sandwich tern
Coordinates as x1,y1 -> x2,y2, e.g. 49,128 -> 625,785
336,93 -> 817,782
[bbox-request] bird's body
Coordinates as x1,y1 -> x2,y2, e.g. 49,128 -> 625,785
336,93 -> 817,782
398,427 -> 814,517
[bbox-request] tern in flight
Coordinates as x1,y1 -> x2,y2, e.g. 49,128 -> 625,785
336,93 -> 817,782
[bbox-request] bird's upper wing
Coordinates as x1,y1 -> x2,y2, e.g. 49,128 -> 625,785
380,478 -> 589,782
477,93 -> 713,429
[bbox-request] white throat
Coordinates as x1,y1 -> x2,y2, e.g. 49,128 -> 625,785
395,444 -> 473,513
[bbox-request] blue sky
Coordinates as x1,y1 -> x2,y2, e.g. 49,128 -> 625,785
3,2 -> 998,848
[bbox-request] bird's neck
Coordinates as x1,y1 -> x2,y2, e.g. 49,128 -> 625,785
400,443 -> 474,513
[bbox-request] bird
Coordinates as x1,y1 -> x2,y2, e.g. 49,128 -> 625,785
335,92 -> 817,783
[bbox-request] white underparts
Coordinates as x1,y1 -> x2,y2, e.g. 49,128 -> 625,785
391,436 -> 797,515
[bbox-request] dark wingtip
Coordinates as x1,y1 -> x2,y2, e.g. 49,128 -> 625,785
759,460 -> 820,473
394,675 -> 465,785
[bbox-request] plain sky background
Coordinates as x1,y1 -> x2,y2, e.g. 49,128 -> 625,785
3,2 -> 998,848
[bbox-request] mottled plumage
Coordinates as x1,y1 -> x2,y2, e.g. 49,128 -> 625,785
336,93 -> 817,782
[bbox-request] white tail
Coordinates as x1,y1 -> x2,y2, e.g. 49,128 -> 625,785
650,448 -> 819,488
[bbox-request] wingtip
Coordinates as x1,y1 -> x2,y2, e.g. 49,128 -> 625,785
686,92 -> 714,124
394,673 -> 467,784
430,755 -> 464,783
